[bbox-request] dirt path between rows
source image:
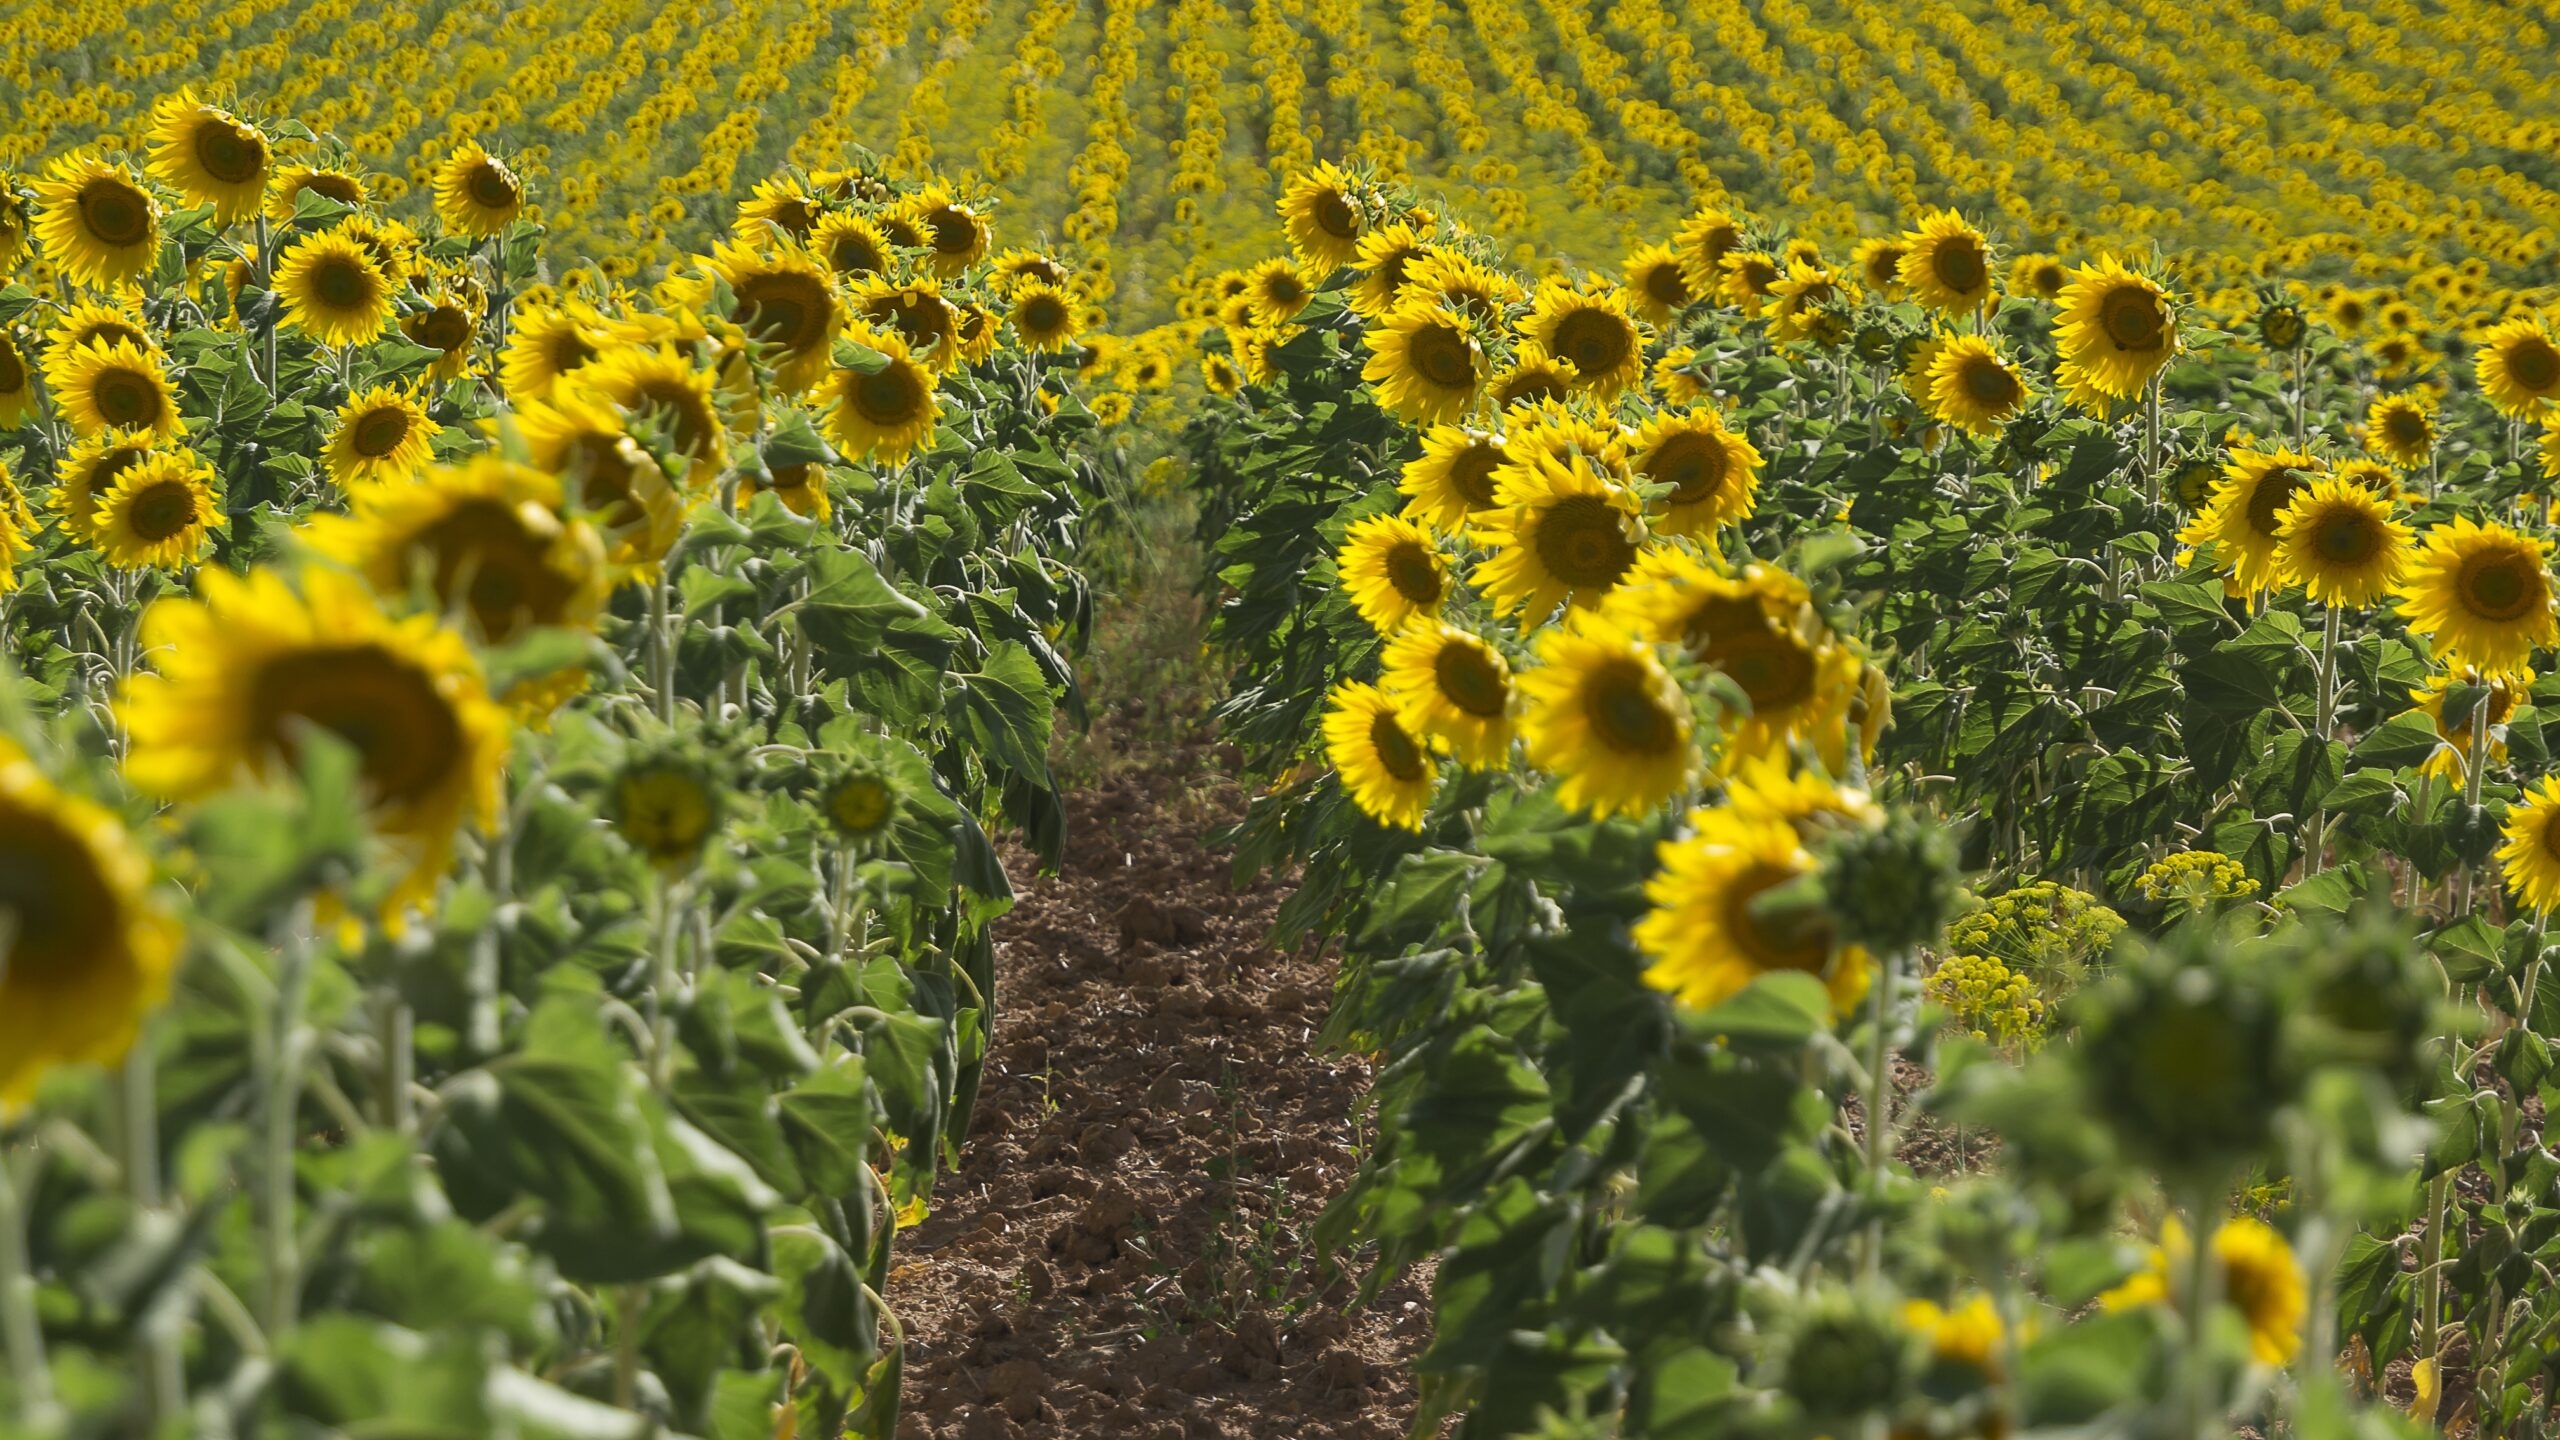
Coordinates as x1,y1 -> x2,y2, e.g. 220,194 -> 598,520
886,737 -> 1434,1439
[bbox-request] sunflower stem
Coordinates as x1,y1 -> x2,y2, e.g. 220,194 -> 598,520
2290,347 -> 2307,450
120,1037 -> 186,1424
2307,604 -> 2344,870
0,1138 -> 59,1428
2178,1189 -> 2226,1440
262,899 -> 315,1337
1861,947 -> 1900,1283
646,874 -> 682,1092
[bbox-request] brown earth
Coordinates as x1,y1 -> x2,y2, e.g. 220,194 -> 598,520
885,738 -> 1435,1439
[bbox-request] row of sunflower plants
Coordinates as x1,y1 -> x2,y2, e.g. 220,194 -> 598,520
1180,161 -> 2560,1436
0,96 -> 1107,1438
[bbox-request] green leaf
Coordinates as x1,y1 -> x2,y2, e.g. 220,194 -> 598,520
277,1317 -> 492,1437
2431,914 -> 2503,984
763,406 -> 837,471
952,640 -> 1057,779
1677,970 -> 1829,1049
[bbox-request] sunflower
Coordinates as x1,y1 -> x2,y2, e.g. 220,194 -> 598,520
0,738 -> 180,1108
1851,237 -> 1909,301
1471,449 -> 1645,627
119,566 -> 510,915
0,195 -> 28,277
1399,425 -> 1508,535
1380,621 -> 1514,769
2332,458 -> 2405,501
2256,299 -> 2309,352
899,189 -> 991,277
0,462 -> 28,588
51,430 -> 154,547
1924,335 -> 2030,437
2364,392 -> 2437,470
1243,256 -> 1314,325
2500,772 -> 2560,911
1505,406 -> 1629,476
612,757 -> 723,871
2545,419 -> 2560,487
1349,224 -> 1434,319
2412,666 -> 2524,783
2475,317 -> 2560,417
43,298 -> 153,367
741,455 -> 833,522
91,447 -> 222,570
274,230 -> 394,347
1337,513 -> 1448,633
2008,252 -> 2068,301
818,761 -> 905,847
1652,345 -> 1708,406
1280,160 -> 1366,271
432,144 -> 524,238
1603,549 -> 1866,771
310,456 -> 609,644
1362,304 -> 1481,425
1622,243 -> 1694,324
1201,353 -> 1242,396
811,211 -> 894,280
874,210 -> 929,252
1631,409 -> 1761,537
1717,249 -> 1781,314
1636,806 -> 1871,1017
33,153 -> 161,289
1404,249 -> 1522,323
400,293 -> 481,382
2101,1219 -> 2303,1368
1673,207 -> 1744,299
953,304 -> 1000,365
2326,290 -> 2371,335
2179,448 -> 2323,602
518,392 -> 685,572
1009,280 -> 1081,352
991,248 -> 1069,292
499,298 -> 607,402
1322,680 -> 1436,831
850,275 -> 961,371
1766,260 -> 1849,346
820,327 -> 940,463
2274,475 -> 2411,608
2396,517 -> 2557,677
1518,613 -> 1695,819
1091,391 -> 1133,426
573,346 -> 728,487
53,340 -> 179,439
1523,281 -> 1645,398
737,177 -> 824,241
2055,256 -> 2178,408
323,386 -> 437,489
695,238 -> 840,393
264,163 -> 367,224
0,331 -> 34,430
143,91 -> 270,224
1897,210 -> 1994,315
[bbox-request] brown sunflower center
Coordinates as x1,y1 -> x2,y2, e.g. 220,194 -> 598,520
414,497 -> 577,642
1433,641 -> 1509,718
2457,548 -> 2544,623
830,232 -> 885,275
2334,299 -> 2367,329
545,327 -> 597,376
1314,189 -> 1360,241
767,460 -> 817,493
1368,709 -> 1428,783
1450,444 -> 1504,508
78,178 -> 152,249
306,172 -> 364,206
2098,284 -> 2167,352
1498,365 -> 1567,408
762,198 -> 819,238
2384,408 -> 2428,446
92,367 -> 161,427
2243,468 -> 2309,539
1553,309 -> 1632,379
1533,495 -> 1637,591
1680,594 -> 1770,661
880,216 -> 926,249
1383,539 -> 1443,608
251,644 -> 465,806
312,254 -> 375,312
0,803 -> 120,982
194,117 -> 267,185
1863,247 -> 1904,290
2508,337 -> 2560,394
2032,262 -> 2064,295
732,270 -> 831,353
1263,274 -> 1308,310
125,478 -> 199,542
1019,294 -> 1069,335
1581,658 -> 1681,756
410,306 -> 473,353
81,321 -> 149,353
0,346 -> 22,393
465,161 -> 520,212
1407,322 -> 1477,391
829,776 -> 894,835
868,293 -> 951,351
1714,626 -> 1818,712
351,406 -> 413,458
2313,509 -> 2380,566
570,435 -> 649,530
1961,357 -> 2021,408
1932,236 -> 1988,296
2542,807 -> 2560,867
1724,860 -> 1835,973
925,207 -> 979,257
1644,263 -> 1690,307
1652,431 -> 1730,506
618,769 -> 715,857
855,363 -> 926,427
1737,258 -> 1777,294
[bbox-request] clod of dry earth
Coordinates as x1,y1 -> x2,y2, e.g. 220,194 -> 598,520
888,742 -> 1433,1439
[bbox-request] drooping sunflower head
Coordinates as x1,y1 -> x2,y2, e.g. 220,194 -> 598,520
1924,334 -> 2030,438
53,339 -> 179,440
264,163 -> 368,225
34,153 -> 161,289
698,238 -> 841,392
0,738 -> 180,1108
612,755 -> 725,872
275,229 -> 395,347
401,293 -> 482,382
1279,160 -> 1367,272
1898,209 -> 1995,315
1635,806 -> 1871,1018
571,345 -> 728,487
309,455 -> 610,645
1523,280 -> 1646,397
2008,251 -> 2068,301
1361,304 -> 1482,426
432,144 -> 524,239
1336,513 -> 1448,634
2054,256 -> 2179,409
900,187 -> 992,277
324,385 -> 437,490
820,326 -> 941,464
121,566 -> 511,915
1009,280 -> 1081,353
1518,612 -> 1696,820
2364,391 -> 2437,469
1380,620 -> 1515,770
2256,298 -> 2309,352
2178,448 -> 2326,601
1852,236 -> 1910,300
2475,316 -> 2560,418
1492,343 -> 1577,414
851,274 -> 960,372
2396,516 -> 2558,678
1470,448 -> 1646,627
1622,242 -> 1694,324
518,391 -> 685,573
1632,409 -> 1762,537
93,447 -> 223,571
1399,424 -> 1508,536
2274,474 -> 2412,609
143,91 -> 271,223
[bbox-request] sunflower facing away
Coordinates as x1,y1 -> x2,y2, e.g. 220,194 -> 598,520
1381,620 -> 1515,769
518,392 -> 685,572
0,737 -> 180,1108
433,144 -> 524,238
1363,304 -> 1481,426
1337,513 -> 1448,634
2179,449 -> 2325,602
1632,409 -> 1762,537
1622,242 -> 1694,325
325,386 -> 438,489
1635,804 -> 1871,1018
93,448 -> 223,570
1400,425 -> 1508,536
1899,210 -> 1995,315
310,456 -> 610,646
2274,475 -> 2412,609
2412,666 -> 2525,783
275,230 -> 395,347
143,91 -> 271,224
1519,612 -> 1696,820
2396,517 -> 2557,677
1925,335 -> 2030,438
2364,392 -> 2436,470
1322,680 -> 1436,831
402,293 -> 482,382
2054,256 -> 2178,410
33,153 -> 161,289
1280,161 -> 1366,271
1470,449 -> 1646,627
53,339 -> 180,439
1523,280 -> 1646,398
741,455 -> 833,523
2475,317 -> 2560,418
820,327 -> 941,464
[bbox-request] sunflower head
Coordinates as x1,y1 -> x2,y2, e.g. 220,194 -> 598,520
1518,613 -> 1696,820
2054,256 -> 2178,410
432,144 -> 524,238
1399,425 -> 1509,535
1336,513 -> 1448,634
2178,448 -> 2326,601
1279,161 -> 1367,271
851,274 -> 960,371
1853,237 -> 1910,299
325,385 -> 438,489
54,339 -> 180,439
2396,516 -> 2558,677
500,299 -> 607,402
2256,299 -> 2309,352
1362,304 -> 1482,426
821,327 -> 941,464
1899,210 -> 1995,314
1348,224 -> 1435,319
518,392 -> 685,572
1674,208 -> 1745,297
94,448 -> 223,571
2008,252 -> 2068,301
0,330 -> 34,431
2476,316 -> 2560,418
1634,804 -> 1870,1017
1623,242 -> 1694,324
812,212 -> 894,281
698,238 -> 841,392
264,163 -> 368,225
1381,620 -> 1515,769
2364,392 -> 2436,469
2500,775 -> 2560,913
1470,448 -> 1646,627
572,345 -> 729,487
144,91 -> 271,223
34,153 -> 162,289
1009,280 -> 1081,353
613,755 -> 726,871
1717,249 -> 1782,313
1523,281 -> 1646,397
309,456 -> 611,644
44,298 -> 153,370
1632,409 -> 1762,537
275,230 -> 395,347
899,189 -> 991,277
737,176 -> 826,241
1925,334 -> 2029,437
1321,680 -> 1437,831
2275,474 -> 2412,609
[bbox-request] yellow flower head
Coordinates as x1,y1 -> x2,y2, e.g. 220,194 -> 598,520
1899,209 -> 1995,315
500,297 -> 609,403
690,238 -> 841,393
264,163 -> 367,225
518,391 -> 685,574
34,152 -> 161,289
307,457 -> 608,648
1673,208 -> 1745,299
1349,224 -> 1435,319
0,331 -> 34,430
2275,474 -> 2413,609
2411,666 -> 2525,784
1381,620 -> 1516,770
1280,161 -> 1367,271
1009,280 -> 1082,353
1492,343 -> 1577,414
900,186 -> 991,277
1519,611 -> 1696,820
2475,316 -> 2560,418
2395,516 -> 2556,677
93,447 -> 223,571
850,274 -> 962,372
401,292 -> 482,382
1636,805 -> 1871,1016
275,229 -> 395,347
1852,236 -> 1910,300
1336,513 -> 1448,633
2054,256 -> 2179,409
432,144 -> 524,238
2009,252 -> 2069,301
1623,242 -> 1694,324
1631,408 -> 1762,537
325,385 -> 438,490
820,326 -> 941,464
1322,679 -> 1436,831
2178,448 -> 2325,602
2501,775 -> 2560,914
1602,549 -> 1867,772
1925,334 -> 2030,437
1717,249 -> 1782,314
1899,1296 -> 2004,1378
1470,448 -> 1646,628
571,345 -> 729,489
1522,280 -> 1646,398
1400,425 -> 1508,536
2102,1218 -> 2303,1368
1363,304 -> 1482,426
53,339 -> 180,440
43,297 -> 153,375
144,91 -> 271,224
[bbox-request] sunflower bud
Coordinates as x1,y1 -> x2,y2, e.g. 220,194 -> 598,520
1819,810 -> 1963,956
1773,1291 -> 1915,1423
2073,924 -> 2291,1180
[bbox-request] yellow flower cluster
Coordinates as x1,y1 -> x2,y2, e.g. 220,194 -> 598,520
2133,850 -> 2261,910
1928,950 -> 2047,1046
